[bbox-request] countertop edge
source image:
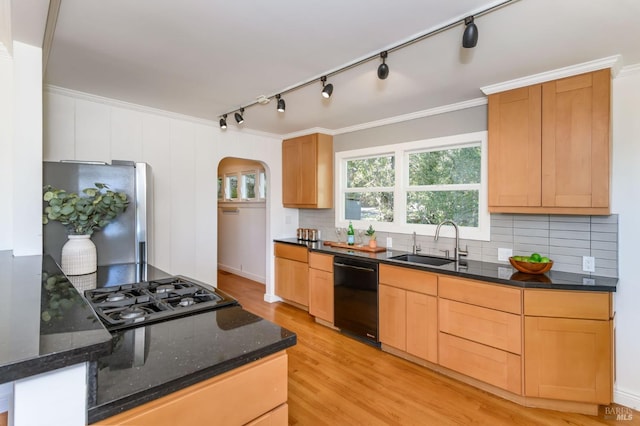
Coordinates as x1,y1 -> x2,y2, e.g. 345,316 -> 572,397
87,336 -> 296,424
0,338 -> 112,384
274,238 -> 618,292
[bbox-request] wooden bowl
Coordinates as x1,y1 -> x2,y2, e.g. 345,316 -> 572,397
509,257 -> 553,275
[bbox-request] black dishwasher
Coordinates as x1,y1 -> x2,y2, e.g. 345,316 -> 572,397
333,256 -> 379,345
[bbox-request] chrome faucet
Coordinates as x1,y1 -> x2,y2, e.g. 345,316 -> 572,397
434,220 -> 468,263
412,231 -> 421,254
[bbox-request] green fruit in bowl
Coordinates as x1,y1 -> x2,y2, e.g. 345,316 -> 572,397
530,253 -> 542,262
540,256 -> 551,263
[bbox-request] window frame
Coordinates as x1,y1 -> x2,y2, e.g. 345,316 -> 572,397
334,131 -> 489,241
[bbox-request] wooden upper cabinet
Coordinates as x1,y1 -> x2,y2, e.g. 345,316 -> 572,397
488,69 -> 611,214
282,133 -> 333,208
541,70 -> 611,209
488,85 -> 542,208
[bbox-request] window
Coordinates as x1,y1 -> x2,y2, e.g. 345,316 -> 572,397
241,171 -> 256,200
335,131 -> 489,240
219,169 -> 266,203
225,174 -> 238,200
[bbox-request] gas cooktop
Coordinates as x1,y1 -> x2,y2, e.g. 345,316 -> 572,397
84,276 -> 238,331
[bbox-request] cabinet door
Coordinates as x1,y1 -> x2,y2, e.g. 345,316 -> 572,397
379,284 -> 406,351
541,69 -> 610,208
525,316 -> 612,404
309,268 -> 333,323
275,257 -> 309,307
488,85 -> 542,208
406,292 -> 438,363
282,138 -> 302,206
299,136 -> 318,206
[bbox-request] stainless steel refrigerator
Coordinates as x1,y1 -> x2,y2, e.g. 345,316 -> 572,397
43,161 -> 151,269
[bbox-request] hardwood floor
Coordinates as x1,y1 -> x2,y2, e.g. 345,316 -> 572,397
217,272 -> 639,425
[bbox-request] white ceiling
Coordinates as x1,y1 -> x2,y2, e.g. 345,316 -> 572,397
44,0 -> 640,137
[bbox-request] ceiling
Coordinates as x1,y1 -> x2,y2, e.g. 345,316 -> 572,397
44,0 -> 640,137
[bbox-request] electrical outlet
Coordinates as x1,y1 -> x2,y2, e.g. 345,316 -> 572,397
386,237 -> 392,248
498,248 -> 513,262
583,256 -> 595,273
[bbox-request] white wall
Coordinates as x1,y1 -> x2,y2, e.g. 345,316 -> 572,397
0,48 -> 12,250
611,65 -> 640,409
43,88 -> 297,299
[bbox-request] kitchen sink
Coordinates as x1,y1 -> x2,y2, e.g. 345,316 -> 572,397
389,254 -> 454,266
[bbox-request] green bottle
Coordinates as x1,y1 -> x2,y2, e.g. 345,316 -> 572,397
347,221 -> 355,245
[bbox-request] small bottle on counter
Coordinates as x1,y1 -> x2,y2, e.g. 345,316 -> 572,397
347,221 -> 355,245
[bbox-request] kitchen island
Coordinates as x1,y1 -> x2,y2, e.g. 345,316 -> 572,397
0,251 -> 296,425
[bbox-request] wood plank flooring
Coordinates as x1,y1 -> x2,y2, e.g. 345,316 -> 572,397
217,272 -> 639,426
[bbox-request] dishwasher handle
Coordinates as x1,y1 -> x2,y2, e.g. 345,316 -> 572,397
333,262 -> 376,273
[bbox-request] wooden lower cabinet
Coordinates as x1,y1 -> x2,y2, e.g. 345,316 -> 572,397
308,252 -> 334,323
523,289 -> 613,405
439,332 -> 522,394
93,352 -> 288,426
379,284 -> 438,363
274,242 -> 310,308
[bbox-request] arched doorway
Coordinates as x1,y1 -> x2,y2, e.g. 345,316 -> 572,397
216,157 -> 268,286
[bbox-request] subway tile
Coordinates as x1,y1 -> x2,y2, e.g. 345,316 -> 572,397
514,243 -> 549,255
591,223 -> 618,233
592,240 -> 618,251
549,246 -> 591,257
514,235 -> 549,246
592,249 -> 618,260
491,225 -> 513,236
549,238 -> 590,249
514,219 -> 550,230
490,234 -> 514,243
595,267 -> 618,278
549,230 -> 590,240
514,227 -> 549,238
590,231 -> 618,242
596,259 -> 618,270
591,214 -> 618,224
549,221 -> 590,232
550,215 -> 590,223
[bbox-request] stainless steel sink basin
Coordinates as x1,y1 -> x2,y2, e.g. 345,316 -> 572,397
389,254 -> 454,266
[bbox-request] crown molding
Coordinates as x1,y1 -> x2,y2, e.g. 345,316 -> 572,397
618,63 -> 640,78
333,97 -> 487,136
44,85 -> 282,140
481,55 -> 623,95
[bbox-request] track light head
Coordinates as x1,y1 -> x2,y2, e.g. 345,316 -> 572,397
219,114 -> 227,129
234,108 -> 244,124
377,51 -> 389,80
321,76 -> 333,98
462,16 -> 478,48
276,94 -> 285,112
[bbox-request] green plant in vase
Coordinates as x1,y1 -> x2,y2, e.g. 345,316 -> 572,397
43,183 -> 129,275
365,224 -> 377,248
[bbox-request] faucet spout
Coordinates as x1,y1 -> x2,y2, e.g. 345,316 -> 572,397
412,231 -> 421,254
434,220 -> 467,263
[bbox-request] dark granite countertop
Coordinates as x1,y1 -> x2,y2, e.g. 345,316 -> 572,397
0,251 -> 112,384
89,306 -> 296,423
274,238 -> 618,292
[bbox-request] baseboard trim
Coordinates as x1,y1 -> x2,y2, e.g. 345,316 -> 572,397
614,387 -> 640,410
217,265 -> 265,285
263,293 -> 282,303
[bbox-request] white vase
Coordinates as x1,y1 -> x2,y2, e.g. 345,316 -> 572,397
61,234 -> 97,276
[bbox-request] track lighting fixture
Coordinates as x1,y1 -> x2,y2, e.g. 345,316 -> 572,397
234,108 -> 244,124
217,1 -> 514,126
276,94 -> 285,112
462,16 -> 478,48
321,76 -> 333,98
377,51 -> 389,80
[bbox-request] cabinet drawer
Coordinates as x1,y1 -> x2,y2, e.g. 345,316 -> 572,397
524,289 -> 612,320
94,352 -> 288,425
274,243 -> 308,263
439,299 -> 522,354
308,252 -> 333,272
438,276 -> 521,314
439,333 -> 522,395
379,265 -> 437,296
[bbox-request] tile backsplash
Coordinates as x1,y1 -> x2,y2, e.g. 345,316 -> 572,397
298,210 -> 618,278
